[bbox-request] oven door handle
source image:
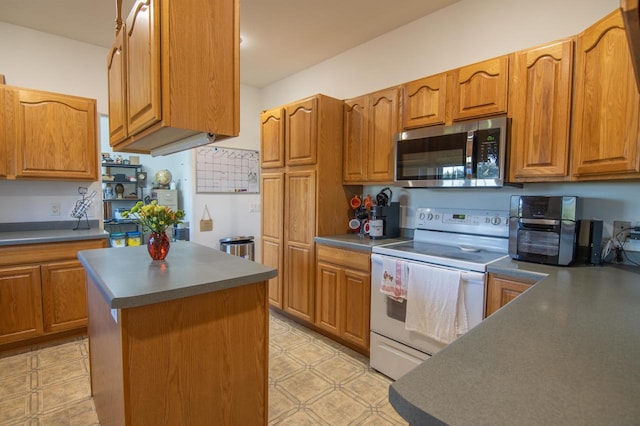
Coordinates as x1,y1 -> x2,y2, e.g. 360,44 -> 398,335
371,254 -> 485,281
518,218 -> 561,226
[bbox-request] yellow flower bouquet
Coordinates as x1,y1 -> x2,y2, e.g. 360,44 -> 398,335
122,200 -> 185,234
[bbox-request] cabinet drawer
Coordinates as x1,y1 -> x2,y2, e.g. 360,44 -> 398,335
317,245 -> 370,271
0,239 -> 107,267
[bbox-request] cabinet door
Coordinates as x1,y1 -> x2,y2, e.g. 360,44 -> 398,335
285,97 -> 317,166
126,0 -> 161,136
402,73 -> 448,129
0,87 -> 8,178
283,170 -> 316,321
509,39 -> 573,181
571,10 -> 640,178
41,260 -> 88,333
10,88 -> 98,180
0,265 -> 42,345
451,56 -> 509,121
367,87 -> 399,182
342,269 -> 370,349
260,107 -> 285,168
261,173 -> 284,308
343,97 -> 368,183
485,274 -> 534,317
107,29 -> 128,145
315,261 -> 340,334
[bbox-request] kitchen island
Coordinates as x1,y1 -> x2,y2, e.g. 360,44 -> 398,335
389,260 -> 640,425
78,242 -> 277,426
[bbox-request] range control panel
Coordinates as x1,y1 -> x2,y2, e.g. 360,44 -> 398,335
415,207 -> 509,237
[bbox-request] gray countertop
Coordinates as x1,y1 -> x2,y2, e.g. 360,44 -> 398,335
315,233 -> 409,252
0,228 -> 109,246
78,241 -> 277,309
389,258 -> 640,425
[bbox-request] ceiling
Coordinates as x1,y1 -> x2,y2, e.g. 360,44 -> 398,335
0,0 -> 460,88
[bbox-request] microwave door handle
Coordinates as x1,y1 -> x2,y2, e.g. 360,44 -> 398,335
465,130 -> 475,179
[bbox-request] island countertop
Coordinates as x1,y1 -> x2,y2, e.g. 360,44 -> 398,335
78,241 -> 277,309
389,260 -> 640,425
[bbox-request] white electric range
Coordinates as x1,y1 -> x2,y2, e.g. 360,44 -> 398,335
369,207 -> 510,380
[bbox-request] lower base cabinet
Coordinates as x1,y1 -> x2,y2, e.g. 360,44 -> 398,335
315,244 -> 371,354
0,238 -> 107,347
485,273 -> 538,317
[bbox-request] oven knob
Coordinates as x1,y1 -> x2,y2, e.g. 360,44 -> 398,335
491,216 -> 502,225
418,211 -> 426,221
427,212 -> 434,221
485,217 -> 491,223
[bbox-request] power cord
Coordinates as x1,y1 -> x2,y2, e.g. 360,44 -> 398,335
601,226 -> 639,266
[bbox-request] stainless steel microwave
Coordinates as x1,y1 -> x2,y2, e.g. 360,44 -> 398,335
394,116 -> 509,188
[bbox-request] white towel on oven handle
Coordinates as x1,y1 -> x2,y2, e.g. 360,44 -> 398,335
405,262 -> 468,344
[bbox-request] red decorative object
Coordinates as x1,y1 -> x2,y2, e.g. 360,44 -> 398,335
147,231 -> 170,261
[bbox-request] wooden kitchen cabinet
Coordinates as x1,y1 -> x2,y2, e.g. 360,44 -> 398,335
260,94 -> 350,324
509,39 -> 574,182
400,57 -> 507,129
485,273 -> 537,317
0,87 -> 8,179
107,28 -> 127,145
571,10 -> 640,180
343,87 -> 400,184
315,244 -> 371,354
109,0 -> 239,153
402,72 -> 448,129
260,107 -> 285,169
284,170 -> 316,322
286,97 -> 318,166
0,238 -> 107,348
0,265 -> 43,345
41,260 -> 89,333
261,172 -> 284,309
451,55 -> 509,122
2,86 -> 98,181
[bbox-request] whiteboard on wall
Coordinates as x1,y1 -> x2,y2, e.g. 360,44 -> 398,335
195,146 -> 260,193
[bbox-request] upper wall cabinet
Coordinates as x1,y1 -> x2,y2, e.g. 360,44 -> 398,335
108,0 -> 239,154
286,97 -> 318,166
401,56 -> 508,129
260,107 -> 285,169
2,86 -> 98,181
451,56 -> 509,122
509,39 -> 574,182
402,72 -> 448,129
343,87 -> 400,184
571,10 -> 640,180
107,29 -> 127,145
0,88 -> 8,178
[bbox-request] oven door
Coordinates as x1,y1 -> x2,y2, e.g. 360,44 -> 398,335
370,254 -> 485,378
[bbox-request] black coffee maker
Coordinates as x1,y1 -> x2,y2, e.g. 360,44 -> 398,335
369,202 -> 400,239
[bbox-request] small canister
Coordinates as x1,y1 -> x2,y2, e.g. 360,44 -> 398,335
110,232 -> 126,247
126,231 -> 142,246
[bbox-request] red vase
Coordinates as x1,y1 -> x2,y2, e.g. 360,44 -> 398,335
147,231 -> 170,261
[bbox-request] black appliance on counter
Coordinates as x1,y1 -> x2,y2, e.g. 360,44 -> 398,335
369,202 -> 401,239
576,219 -> 603,265
509,196 -> 578,266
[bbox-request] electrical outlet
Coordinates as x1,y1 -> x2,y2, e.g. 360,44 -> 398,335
49,202 -> 61,216
613,220 -> 632,240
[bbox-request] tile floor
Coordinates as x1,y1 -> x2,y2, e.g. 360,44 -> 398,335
0,311 -> 407,425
